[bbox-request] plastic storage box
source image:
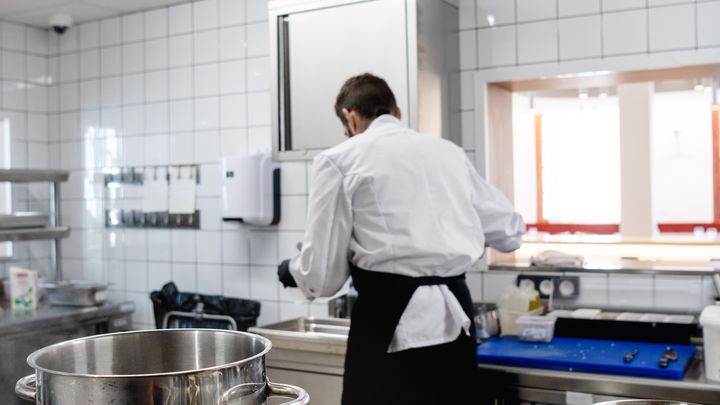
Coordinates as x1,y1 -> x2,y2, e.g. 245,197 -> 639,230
516,315 -> 557,343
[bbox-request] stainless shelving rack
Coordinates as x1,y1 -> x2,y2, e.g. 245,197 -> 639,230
0,169 -> 70,280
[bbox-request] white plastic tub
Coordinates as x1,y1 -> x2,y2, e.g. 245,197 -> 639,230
700,305 -> 720,381
516,315 -> 556,343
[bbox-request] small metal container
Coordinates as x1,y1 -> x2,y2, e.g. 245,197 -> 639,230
41,280 -> 108,307
474,302 -> 500,341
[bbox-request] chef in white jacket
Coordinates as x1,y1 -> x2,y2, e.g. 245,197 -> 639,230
277,73 -> 524,405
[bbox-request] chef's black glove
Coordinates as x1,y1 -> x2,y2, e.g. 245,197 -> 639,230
278,259 -> 298,288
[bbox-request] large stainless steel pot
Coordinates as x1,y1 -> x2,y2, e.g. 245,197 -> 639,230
15,329 -> 309,405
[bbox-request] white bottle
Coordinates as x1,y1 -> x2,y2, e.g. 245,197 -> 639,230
9,266 -> 38,311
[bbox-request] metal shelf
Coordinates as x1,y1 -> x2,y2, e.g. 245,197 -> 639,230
0,169 -> 69,183
0,226 -> 70,243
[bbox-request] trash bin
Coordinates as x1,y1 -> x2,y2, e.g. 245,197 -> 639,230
150,282 -> 261,331
700,305 -> 720,381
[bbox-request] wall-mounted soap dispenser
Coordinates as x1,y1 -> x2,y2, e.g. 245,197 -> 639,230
221,152 -> 280,226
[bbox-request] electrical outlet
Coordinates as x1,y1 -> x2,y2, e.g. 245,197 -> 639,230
516,275 -> 580,299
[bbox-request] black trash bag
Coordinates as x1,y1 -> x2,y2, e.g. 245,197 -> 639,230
150,282 -> 261,331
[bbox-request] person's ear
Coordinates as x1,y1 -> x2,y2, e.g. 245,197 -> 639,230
391,106 -> 402,120
342,108 -> 357,135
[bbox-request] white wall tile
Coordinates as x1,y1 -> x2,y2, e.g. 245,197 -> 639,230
247,57 -> 269,91
559,15 -> 602,60
80,109 -> 100,138
79,22 -> 100,50
220,0 -> 246,27
649,4 -> 695,51
80,80 -> 100,110
280,161 -> 307,195
106,260 -> 126,290
197,162 -> 221,196
249,231 -> 277,265
170,67 -> 193,99
121,135 -> 144,166
257,301 -> 279,325
220,26 -> 246,60
4,51 -> 27,80
602,0 -> 646,11
145,38 -> 169,70
170,131 -> 194,163
648,0 -> 693,6
220,60 -> 246,94
221,94 -> 247,128
247,0 -> 268,23
59,82 -> 79,111
194,64 -> 219,96
477,26 -> 516,67
198,264 -> 223,294
461,111 -> 475,149
80,50 -> 100,79
58,29 -> 79,53
101,77 -> 122,107
169,34 -> 193,67
220,128 -> 248,156
123,105 -> 144,135
58,52 -> 78,82
459,30 -> 477,70
148,262 -> 172,290
123,73 -> 144,105
250,266 -> 278,300
608,274 -> 653,309
698,2 -> 720,48
172,230 -> 197,262
482,271 -> 517,302
2,22 -> 25,51
100,17 -> 122,46
222,229 -> 250,264
654,276 -> 703,312
247,126 -> 270,153
194,0 -> 219,31
169,3 -> 193,35
223,264 -> 250,297
122,13 -> 144,43
145,8 -> 169,39
122,43 -> 144,74
60,112 -> 80,141
195,97 -> 220,129
125,229 -> 148,261
197,231 -> 222,263
26,27 -> 48,55
194,130 -> 220,162
172,262 -> 197,291
170,100 -> 193,132
145,102 -> 169,133
247,92 -> 270,126
197,197 -> 222,229
476,0 -> 516,27
145,134 -> 169,165
147,230 -> 171,261
559,0 -> 600,17
246,23 -> 268,57
278,195 -> 306,230
459,0 -> 476,29
517,0 -> 557,22
194,30 -> 220,64
602,9 -> 648,56
278,231 -> 303,259
517,20 -> 558,64
28,85 -> 48,113
145,70 -> 169,102
101,46 -> 122,76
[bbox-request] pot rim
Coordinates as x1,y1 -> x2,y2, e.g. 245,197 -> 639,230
26,328 -> 273,378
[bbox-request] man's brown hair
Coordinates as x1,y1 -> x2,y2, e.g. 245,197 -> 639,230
334,73 -> 398,127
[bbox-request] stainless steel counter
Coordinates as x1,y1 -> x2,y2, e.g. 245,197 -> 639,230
252,317 -> 720,404
0,301 -> 135,405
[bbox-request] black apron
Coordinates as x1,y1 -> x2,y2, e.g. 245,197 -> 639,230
341,264 -> 477,405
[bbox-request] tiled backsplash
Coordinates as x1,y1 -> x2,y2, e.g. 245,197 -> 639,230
1,0 -> 717,330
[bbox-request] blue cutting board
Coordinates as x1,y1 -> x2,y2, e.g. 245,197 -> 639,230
476,336 -> 695,380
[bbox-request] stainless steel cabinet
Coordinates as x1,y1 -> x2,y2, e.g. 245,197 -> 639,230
270,0 -> 460,160
267,367 -> 343,405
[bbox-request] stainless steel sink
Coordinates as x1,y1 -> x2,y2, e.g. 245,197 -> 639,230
249,317 -> 349,354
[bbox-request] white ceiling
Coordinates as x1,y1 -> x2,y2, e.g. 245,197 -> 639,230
0,0 -> 188,28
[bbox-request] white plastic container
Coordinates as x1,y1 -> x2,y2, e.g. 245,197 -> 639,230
700,305 -> 720,381
516,315 -> 556,343
9,266 -> 38,311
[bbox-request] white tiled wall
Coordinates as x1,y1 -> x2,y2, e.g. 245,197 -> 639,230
41,0 -> 325,329
0,20 -> 53,278
459,0 -> 720,313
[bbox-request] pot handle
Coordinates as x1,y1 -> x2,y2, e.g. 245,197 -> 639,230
15,374 -> 36,402
267,380 -> 310,405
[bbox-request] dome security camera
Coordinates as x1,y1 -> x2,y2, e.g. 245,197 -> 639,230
49,14 -> 73,35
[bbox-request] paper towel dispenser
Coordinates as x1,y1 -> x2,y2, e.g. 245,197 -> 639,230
221,153 -> 280,226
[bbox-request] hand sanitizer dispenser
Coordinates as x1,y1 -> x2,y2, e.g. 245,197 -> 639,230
221,152 -> 280,226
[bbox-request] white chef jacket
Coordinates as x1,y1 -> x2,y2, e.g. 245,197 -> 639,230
289,115 -> 524,352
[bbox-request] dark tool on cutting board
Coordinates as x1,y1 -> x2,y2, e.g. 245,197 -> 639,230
623,349 -> 639,363
659,346 -> 678,368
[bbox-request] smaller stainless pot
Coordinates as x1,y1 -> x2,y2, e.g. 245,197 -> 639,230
474,302 -> 500,341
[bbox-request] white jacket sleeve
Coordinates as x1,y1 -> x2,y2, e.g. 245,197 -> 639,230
289,155 -> 352,298
466,158 -> 525,253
